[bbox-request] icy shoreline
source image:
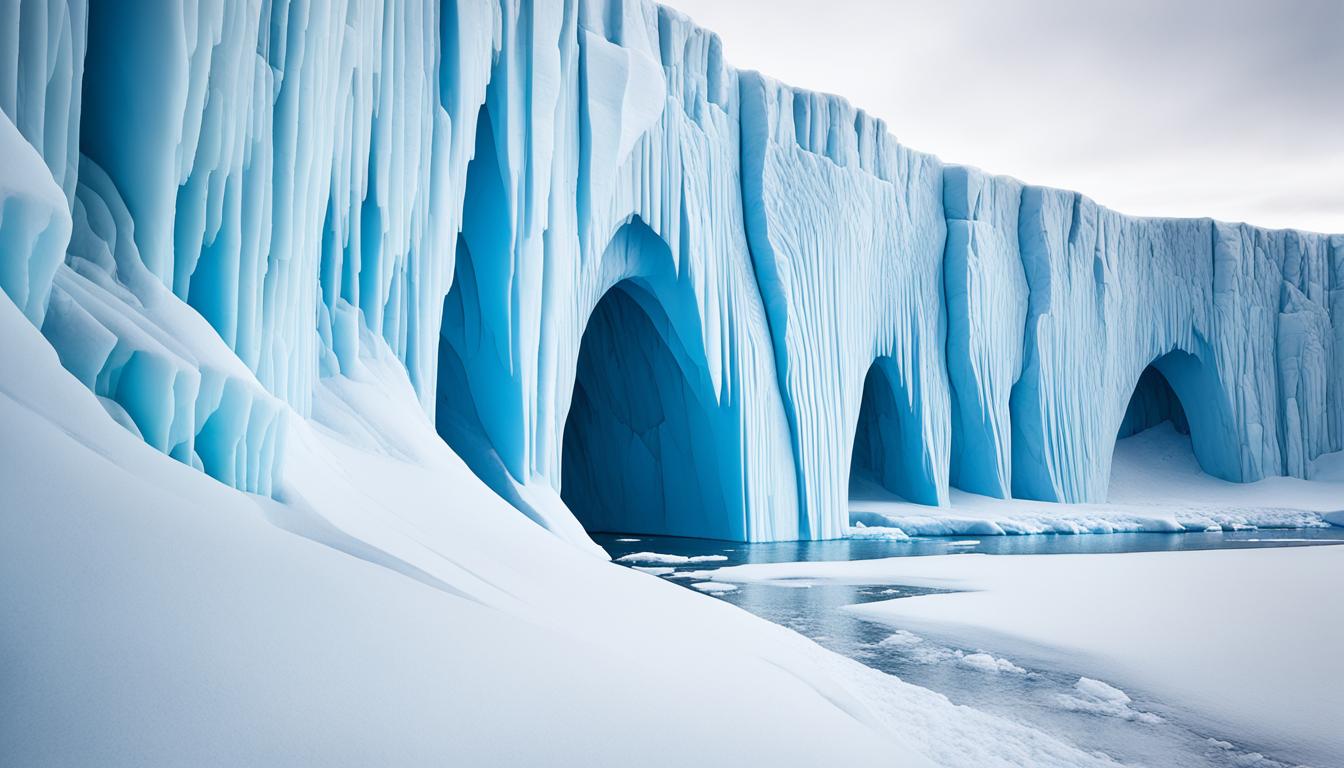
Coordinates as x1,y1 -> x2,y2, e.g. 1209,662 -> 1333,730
851,423 -> 1344,538
694,545 -> 1344,767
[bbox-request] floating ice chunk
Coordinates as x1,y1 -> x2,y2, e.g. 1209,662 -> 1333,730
877,630 -> 924,648
615,552 -> 729,566
1055,678 -> 1163,724
691,582 -> 738,593
848,524 -> 911,541
1075,677 -> 1128,703
875,632 -> 1025,674
958,653 -> 1026,675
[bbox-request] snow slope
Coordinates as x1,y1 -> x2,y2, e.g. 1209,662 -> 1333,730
696,547 -> 1344,767
1,291 -> 1137,767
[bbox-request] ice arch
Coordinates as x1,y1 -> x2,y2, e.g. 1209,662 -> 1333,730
1011,189 -> 1243,503
848,359 -> 942,505
1117,365 -> 1189,439
1109,348 -> 1241,487
561,281 -> 727,537
740,73 -> 952,539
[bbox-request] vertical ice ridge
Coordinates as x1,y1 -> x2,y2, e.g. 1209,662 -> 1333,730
740,72 -> 951,539
943,166 -> 1026,499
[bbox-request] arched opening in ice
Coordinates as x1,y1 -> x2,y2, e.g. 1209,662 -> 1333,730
1117,365 -> 1190,440
1108,349 -> 1241,495
560,280 -> 727,538
848,359 -> 941,506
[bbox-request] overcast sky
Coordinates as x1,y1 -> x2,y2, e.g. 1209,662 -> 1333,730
659,0 -> 1343,233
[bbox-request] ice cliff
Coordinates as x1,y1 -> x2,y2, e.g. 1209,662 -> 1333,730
1,0 -> 1339,541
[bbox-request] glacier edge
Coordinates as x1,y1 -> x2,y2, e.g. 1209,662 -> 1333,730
0,0 -> 1338,542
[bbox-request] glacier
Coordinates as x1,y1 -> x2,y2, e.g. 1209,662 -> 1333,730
0,0 -> 1340,547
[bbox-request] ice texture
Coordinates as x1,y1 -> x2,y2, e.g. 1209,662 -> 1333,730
740,73 -> 951,538
0,0 -> 1339,540
943,167 -> 1027,499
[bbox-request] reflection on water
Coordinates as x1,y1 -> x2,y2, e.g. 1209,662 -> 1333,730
597,528 -> 1344,768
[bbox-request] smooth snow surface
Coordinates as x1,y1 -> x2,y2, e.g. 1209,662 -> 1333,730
700,546 -> 1344,766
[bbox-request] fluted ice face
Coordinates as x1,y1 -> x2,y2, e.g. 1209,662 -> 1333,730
0,0 -> 1337,540
438,2 -> 798,540
943,167 -> 1027,500
740,73 -> 951,538
0,0 -> 84,203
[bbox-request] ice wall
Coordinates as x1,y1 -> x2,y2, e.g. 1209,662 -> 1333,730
0,109 -> 67,326
740,74 -> 951,539
75,0 -> 484,415
1011,193 -> 1227,501
943,167 -> 1027,499
1010,198 -> 1342,503
436,2 -> 799,541
0,0 -> 1338,541
1,0 -> 495,497
0,0 -> 83,203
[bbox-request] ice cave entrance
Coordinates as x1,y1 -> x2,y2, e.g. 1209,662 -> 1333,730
1108,350 -> 1241,493
848,360 -> 939,506
1116,365 -> 1190,441
560,279 -> 729,539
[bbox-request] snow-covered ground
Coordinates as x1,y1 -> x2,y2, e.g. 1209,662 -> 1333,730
851,423 -> 1344,537
694,545 -> 1344,767
1,294 -> 1132,767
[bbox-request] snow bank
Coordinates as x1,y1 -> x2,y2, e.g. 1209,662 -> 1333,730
851,422 -> 1342,537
